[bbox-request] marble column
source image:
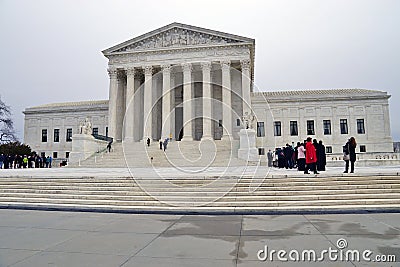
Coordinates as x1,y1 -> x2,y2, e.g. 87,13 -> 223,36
124,67 -> 135,142
201,62 -> 213,140
133,72 -> 142,141
115,72 -> 126,142
107,67 -> 118,140
181,62 -> 193,141
221,60 -> 232,139
143,66 -> 153,140
240,59 -> 252,117
161,64 -> 172,140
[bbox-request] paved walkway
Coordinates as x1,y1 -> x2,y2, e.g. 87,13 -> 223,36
0,165 -> 399,178
0,209 -> 398,266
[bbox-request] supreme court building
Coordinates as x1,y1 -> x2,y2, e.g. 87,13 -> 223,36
23,23 -> 395,161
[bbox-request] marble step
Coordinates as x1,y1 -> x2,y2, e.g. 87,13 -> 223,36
1,192 -> 399,202
2,202 -> 399,213
1,197 -> 399,207
2,188 -> 400,196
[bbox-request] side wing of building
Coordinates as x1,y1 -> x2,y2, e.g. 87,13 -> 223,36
251,89 -> 393,154
23,100 -> 109,159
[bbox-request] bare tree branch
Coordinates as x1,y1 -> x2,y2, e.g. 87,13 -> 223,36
0,96 -> 17,143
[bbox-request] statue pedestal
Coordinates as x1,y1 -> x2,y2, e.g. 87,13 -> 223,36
69,134 -> 107,163
238,129 -> 259,162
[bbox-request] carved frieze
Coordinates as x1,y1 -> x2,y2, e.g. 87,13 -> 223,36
114,28 -> 242,53
108,46 -> 250,65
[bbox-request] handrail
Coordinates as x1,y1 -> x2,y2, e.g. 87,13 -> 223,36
92,134 -> 113,143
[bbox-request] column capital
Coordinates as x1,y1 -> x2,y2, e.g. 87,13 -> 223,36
117,71 -> 125,80
200,62 -> 212,72
143,65 -> 153,76
181,62 -> 192,73
107,67 -> 118,79
125,67 -> 136,77
161,64 -> 171,74
220,60 -> 231,70
240,59 -> 251,71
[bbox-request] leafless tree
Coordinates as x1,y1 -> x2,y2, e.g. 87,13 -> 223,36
0,96 -> 17,143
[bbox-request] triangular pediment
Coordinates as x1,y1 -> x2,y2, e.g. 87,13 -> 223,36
103,22 -> 254,55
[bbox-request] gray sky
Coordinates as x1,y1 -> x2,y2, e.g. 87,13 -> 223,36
1,0 -> 399,141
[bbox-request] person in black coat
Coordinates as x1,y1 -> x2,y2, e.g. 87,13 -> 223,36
317,140 -> 326,171
344,137 -> 357,173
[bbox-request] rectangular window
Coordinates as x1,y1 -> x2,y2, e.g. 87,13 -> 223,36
340,119 -> 348,134
92,127 -> 99,135
357,119 -> 365,134
307,120 -> 315,135
236,119 -> 241,126
360,145 -> 366,153
274,121 -> 281,136
323,120 -> 331,135
326,146 -> 332,153
41,152 -> 46,158
66,152 -> 70,158
53,152 -> 58,159
66,128 -> 72,142
290,121 -> 298,136
41,129 -> 47,142
53,129 -> 60,142
257,122 -> 265,137
258,148 -> 265,155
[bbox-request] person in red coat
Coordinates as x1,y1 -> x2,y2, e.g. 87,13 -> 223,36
304,137 -> 319,174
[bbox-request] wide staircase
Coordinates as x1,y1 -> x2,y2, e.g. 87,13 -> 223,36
0,173 -> 399,213
71,139 -> 246,168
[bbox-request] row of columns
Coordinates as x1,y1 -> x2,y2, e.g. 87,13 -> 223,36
107,59 -> 252,142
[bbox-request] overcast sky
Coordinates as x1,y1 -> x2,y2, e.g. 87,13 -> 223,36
0,0 -> 399,141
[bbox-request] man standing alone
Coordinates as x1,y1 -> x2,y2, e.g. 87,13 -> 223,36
267,149 -> 273,167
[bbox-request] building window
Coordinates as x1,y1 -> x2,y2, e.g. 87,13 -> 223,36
41,129 -> 47,142
340,119 -> 348,134
290,121 -> 298,136
323,120 -> 331,135
41,152 -> 46,158
92,127 -> 99,135
53,129 -> 60,142
66,128 -> 72,142
105,127 -> 109,137
66,152 -> 70,158
236,119 -> 241,126
360,145 -> 366,153
326,146 -> 332,154
274,121 -> 281,136
258,148 -> 265,155
53,152 -> 58,159
307,120 -> 315,135
257,122 -> 265,137
357,119 -> 365,134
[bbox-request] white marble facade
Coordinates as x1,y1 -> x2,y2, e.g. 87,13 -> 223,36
23,23 -> 395,159
103,23 -> 254,142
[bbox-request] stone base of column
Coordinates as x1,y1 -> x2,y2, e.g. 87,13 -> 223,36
201,135 -> 213,141
122,137 -> 135,143
221,135 -> 233,142
181,136 -> 194,142
238,129 -> 259,162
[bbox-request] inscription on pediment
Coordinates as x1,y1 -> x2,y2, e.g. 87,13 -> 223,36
115,28 -> 242,53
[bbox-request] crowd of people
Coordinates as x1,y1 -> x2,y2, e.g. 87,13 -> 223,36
0,154 -> 53,169
267,137 -> 357,174
267,138 -> 327,174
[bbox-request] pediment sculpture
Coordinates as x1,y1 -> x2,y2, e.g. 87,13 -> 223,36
115,28 -> 242,53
